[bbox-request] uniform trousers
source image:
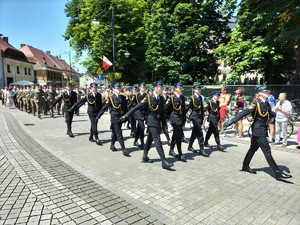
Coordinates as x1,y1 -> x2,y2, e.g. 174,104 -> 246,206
243,136 -> 280,172
205,122 -> 220,144
88,114 -> 98,138
111,122 -> 125,148
144,126 -> 166,159
64,106 -> 74,132
190,120 -> 204,146
171,123 -> 183,154
135,120 -> 145,143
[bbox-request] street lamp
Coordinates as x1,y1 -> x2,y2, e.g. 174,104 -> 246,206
124,48 -> 130,58
92,8 -> 116,83
58,50 -> 72,82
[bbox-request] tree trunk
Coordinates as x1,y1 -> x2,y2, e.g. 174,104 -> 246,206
294,39 -> 300,84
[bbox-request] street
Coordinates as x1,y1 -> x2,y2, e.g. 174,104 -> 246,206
0,105 -> 300,225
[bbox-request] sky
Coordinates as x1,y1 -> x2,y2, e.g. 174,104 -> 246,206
0,0 -> 86,73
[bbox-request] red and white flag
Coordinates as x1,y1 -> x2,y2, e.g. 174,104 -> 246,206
102,55 -> 113,69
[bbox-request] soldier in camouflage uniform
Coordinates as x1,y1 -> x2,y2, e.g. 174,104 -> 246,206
46,85 -> 57,117
33,85 -> 46,119
23,86 -> 31,113
55,86 -> 63,115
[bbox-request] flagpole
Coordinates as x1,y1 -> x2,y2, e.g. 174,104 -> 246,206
111,7 -> 116,84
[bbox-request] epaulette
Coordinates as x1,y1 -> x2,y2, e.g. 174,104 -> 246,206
166,98 -> 170,104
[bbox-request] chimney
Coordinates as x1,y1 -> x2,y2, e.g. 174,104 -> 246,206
46,51 -> 51,55
20,44 -> 26,48
3,37 -> 8,43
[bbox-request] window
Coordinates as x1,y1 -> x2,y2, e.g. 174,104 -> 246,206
28,68 -> 31,75
7,64 -> 11,73
24,68 -> 27,75
17,66 -> 20,74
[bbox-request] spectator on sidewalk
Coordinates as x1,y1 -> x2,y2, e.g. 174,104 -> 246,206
274,93 -> 292,146
267,91 -> 276,143
233,89 -> 245,138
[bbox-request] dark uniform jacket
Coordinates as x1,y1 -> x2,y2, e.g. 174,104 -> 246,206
166,94 -> 186,125
72,92 -> 103,116
206,99 -> 220,124
96,93 -> 128,123
133,92 -> 147,121
55,91 -> 77,108
187,94 -> 204,124
231,98 -> 276,137
126,94 -> 167,128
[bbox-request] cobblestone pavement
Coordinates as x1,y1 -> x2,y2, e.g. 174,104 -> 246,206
1,105 -> 300,225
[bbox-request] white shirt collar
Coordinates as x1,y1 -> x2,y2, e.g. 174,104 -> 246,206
194,93 -> 199,98
174,92 -> 180,98
259,97 -> 266,103
153,93 -> 159,99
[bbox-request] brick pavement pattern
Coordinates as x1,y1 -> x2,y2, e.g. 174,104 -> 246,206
0,111 -> 163,225
1,105 -> 300,225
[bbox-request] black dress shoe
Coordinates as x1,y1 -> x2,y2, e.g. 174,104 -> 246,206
68,132 -> 74,138
169,149 -> 177,157
179,155 -> 187,162
110,146 -> 118,151
275,172 -> 292,180
188,147 -> 197,153
217,144 -> 224,151
242,165 -> 257,174
95,139 -> 103,145
122,149 -> 130,157
139,144 -> 145,150
204,143 -> 211,147
89,136 -> 95,142
162,160 -> 174,169
199,149 -> 209,157
142,157 -> 153,163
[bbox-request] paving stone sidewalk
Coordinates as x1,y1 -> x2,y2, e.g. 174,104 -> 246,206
0,111 -> 163,225
1,106 -> 300,225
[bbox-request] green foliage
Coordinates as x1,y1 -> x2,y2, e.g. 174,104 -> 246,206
145,0 -> 236,85
215,0 -> 300,84
64,0 -> 148,84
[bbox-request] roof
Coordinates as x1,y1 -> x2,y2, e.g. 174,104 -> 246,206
20,44 -> 78,73
0,39 -> 33,63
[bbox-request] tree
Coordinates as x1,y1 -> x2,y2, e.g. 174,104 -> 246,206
145,0 -> 236,84
215,0 -> 300,84
64,0 -> 148,84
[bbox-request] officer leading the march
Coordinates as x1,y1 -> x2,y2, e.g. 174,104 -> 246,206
224,86 -> 292,181
187,84 -> 209,157
119,81 -> 173,170
96,83 -> 130,157
50,82 -> 77,138
67,83 -> 103,145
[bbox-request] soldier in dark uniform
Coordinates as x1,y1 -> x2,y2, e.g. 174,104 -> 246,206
50,82 -> 77,137
224,86 -> 292,181
162,86 -> 171,145
203,91 -> 224,151
132,82 -> 147,149
96,83 -> 130,157
127,85 -> 138,137
165,82 -> 187,162
67,83 -> 103,145
187,85 -> 209,157
119,81 -> 173,170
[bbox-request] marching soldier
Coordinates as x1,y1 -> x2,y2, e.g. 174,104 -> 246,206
133,82 -> 147,149
119,81 -> 173,170
67,83 -> 103,145
50,82 -> 77,137
224,86 -> 292,181
96,83 -> 130,157
203,91 -> 224,151
186,85 -> 209,157
55,86 -> 63,115
165,82 -> 187,162
162,86 -> 171,145
127,85 -> 138,137
46,85 -> 57,117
